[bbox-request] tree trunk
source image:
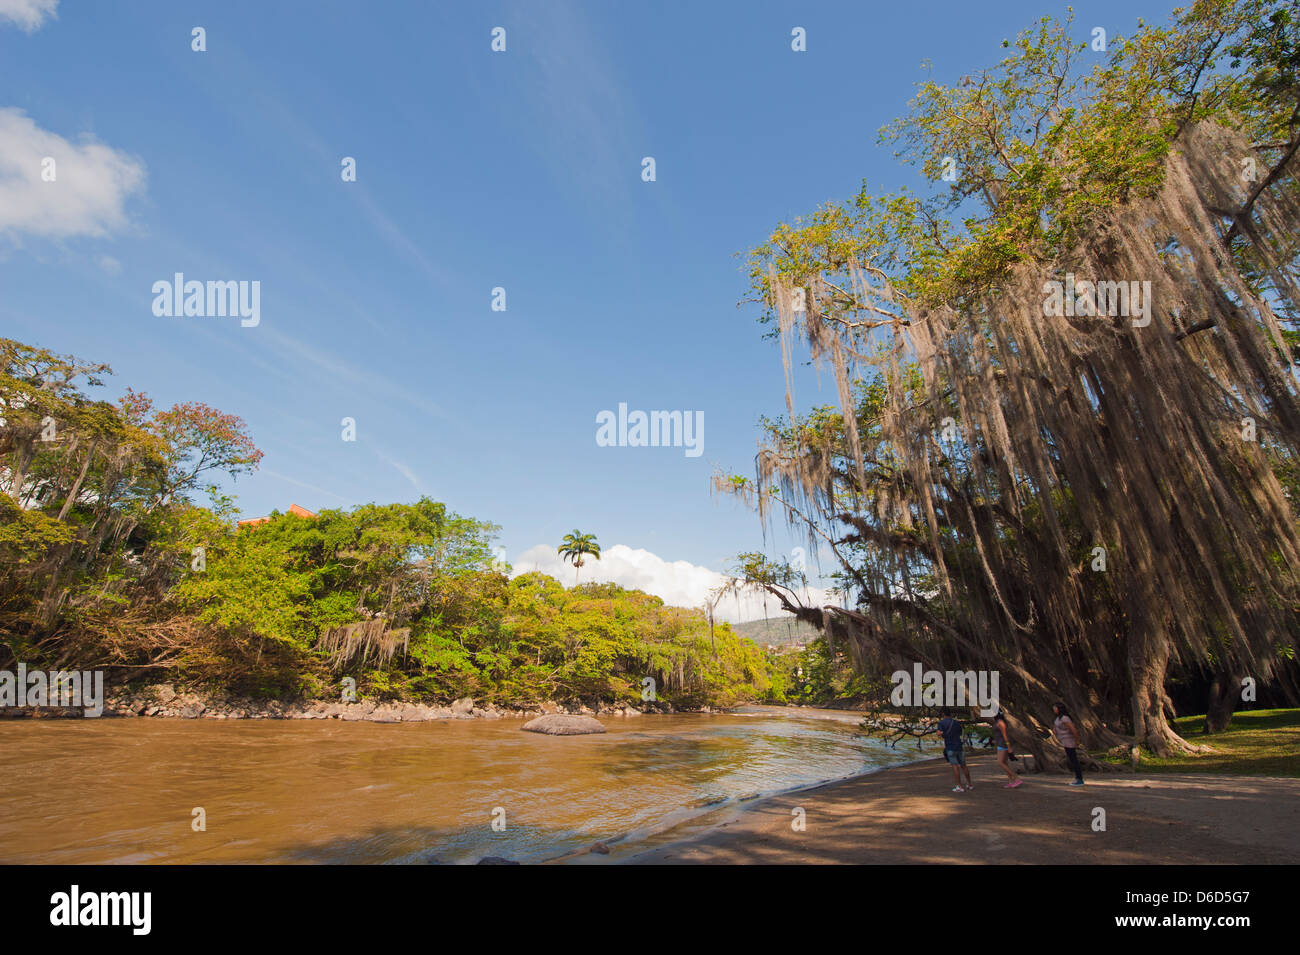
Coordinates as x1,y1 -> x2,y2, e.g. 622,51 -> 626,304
56,440 -> 96,521
1204,671 -> 1241,734
7,440 -> 35,499
1128,628 -> 1192,756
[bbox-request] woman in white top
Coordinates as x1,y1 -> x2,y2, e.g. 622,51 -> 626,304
1052,702 -> 1085,785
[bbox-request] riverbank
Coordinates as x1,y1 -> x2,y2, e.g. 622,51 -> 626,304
626,754 -> 1300,864
0,683 -> 701,722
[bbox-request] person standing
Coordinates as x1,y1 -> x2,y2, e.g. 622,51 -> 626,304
1052,702 -> 1085,786
992,709 -> 1022,788
936,707 -> 973,792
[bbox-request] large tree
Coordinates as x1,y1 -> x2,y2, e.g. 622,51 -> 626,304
0,338 -> 263,663
724,0 -> 1300,761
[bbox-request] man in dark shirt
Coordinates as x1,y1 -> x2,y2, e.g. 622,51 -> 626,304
936,707 -> 973,791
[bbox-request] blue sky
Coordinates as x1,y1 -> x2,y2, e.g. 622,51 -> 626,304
0,0 -> 1176,618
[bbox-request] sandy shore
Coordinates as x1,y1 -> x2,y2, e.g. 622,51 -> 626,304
628,755 -> 1300,864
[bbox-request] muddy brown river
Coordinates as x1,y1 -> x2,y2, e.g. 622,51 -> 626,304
0,705 -> 923,863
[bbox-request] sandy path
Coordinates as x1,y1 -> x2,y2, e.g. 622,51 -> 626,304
627,755 -> 1300,864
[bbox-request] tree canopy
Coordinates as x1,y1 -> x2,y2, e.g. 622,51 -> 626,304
0,337 -> 770,708
724,0 -> 1300,759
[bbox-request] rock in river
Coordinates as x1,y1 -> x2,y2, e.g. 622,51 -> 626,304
520,714 -> 606,736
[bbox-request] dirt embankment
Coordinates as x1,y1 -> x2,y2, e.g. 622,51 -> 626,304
1,683 -> 698,722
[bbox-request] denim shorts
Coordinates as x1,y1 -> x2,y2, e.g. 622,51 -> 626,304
944,748 -> 965,766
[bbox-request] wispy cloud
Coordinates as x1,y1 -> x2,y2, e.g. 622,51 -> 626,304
259,325 -> 448,423
347,184 -> 456,290
509,0 -> 644,209
375,449 -> 425,496
236,82 -> 455,291
188,54 -> 455,293
260,468 -> 351,505
0,0 -> 57,32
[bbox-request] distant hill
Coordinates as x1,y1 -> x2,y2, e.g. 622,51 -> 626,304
731,616 -> 821,649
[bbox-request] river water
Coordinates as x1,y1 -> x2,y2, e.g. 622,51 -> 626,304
0,705 -> 925,864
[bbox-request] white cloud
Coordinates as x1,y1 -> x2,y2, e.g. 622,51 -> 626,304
375,449 -> 425,496
0,108 -> 145,240
511,542 -> 834,624
97,254 -> 121,274
0,0 -> 57,32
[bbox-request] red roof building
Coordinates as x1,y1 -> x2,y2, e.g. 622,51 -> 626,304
237,503 -> 318,529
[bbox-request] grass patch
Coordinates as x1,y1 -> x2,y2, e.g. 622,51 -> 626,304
1098,708 -> 1300,778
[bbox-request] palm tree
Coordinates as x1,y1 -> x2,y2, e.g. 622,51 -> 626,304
557,530 -> 601,587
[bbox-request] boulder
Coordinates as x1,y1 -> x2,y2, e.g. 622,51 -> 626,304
450,697 -> 475,716
520,714 -> 606,736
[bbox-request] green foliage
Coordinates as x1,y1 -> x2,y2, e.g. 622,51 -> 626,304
747,0 -> 1297,316
764,638 -> 869,706
383,573 -> 773,708
1,335 -> 773,708
0,493 -> 76,564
